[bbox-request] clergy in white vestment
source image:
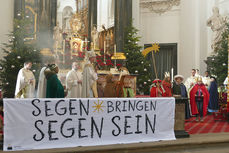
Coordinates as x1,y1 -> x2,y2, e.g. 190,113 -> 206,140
81,50 -> 98,98
37,58 -> 56,98
37,66 -> 47,98
224,77 -> 228,86
195,69 -> 202,78
66,62 -> 82,98
202,71 -> 211,89
184,69 -> 197,96
15,61 -> 35,98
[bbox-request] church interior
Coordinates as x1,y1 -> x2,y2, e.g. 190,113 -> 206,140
0,0 -> 229,152
1,0 -> 229,87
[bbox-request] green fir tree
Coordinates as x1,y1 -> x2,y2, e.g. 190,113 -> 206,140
0,14 -> 41,98
205,22 -> 229,85
124,23 -> 152,95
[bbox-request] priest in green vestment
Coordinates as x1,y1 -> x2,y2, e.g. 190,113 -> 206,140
44,64 -> 65,98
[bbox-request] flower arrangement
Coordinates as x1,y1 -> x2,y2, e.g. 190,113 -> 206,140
76,51 -> 85,61
95,50 -> 115,70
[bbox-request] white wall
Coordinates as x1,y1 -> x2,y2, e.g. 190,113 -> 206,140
97,0 -> 114,31
135,2 -> 180,77
140,9 -> 180,44
218,0 -> 229,15
132,0 -> 140,39
180,0 -> 229,79
179,0 -> 201,79
0,0 -> 14,58
136,0 -> 229,80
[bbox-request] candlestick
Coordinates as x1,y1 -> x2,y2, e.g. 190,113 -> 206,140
114,44 -> 117,69
85,38 -> 87,51
171,67 -> 174,82
104,41 -> 106,63
114,44 -> 116,55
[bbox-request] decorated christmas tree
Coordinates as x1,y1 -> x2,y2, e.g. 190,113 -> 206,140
205,22 -> 229,85
0,13 -> 41,98
124,23 -> 152,95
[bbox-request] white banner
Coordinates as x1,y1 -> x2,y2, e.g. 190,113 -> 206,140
4,98 -> 176,151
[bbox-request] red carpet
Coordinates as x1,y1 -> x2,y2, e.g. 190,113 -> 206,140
185,114 -> 229,134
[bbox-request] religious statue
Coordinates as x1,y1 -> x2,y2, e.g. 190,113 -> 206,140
53,22 -> 62,49
70,14 -> 80,33
91,26 -> 99,50
63,9 -> 72,32
207,7 -> 226,53
69,13 -> 86,38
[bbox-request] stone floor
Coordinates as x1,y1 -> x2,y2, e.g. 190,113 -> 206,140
1,132 -> 229,153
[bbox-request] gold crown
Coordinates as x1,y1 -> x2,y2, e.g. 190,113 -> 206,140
196,77 -> 202,82
164,72 -> 170,78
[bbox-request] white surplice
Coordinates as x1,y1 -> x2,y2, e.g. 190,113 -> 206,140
184,76 -> 197,94
202,76 -> 211,89
81,61 -> 98,98
66,69 -> 83,98
37,67 -> 47,98
15,67 -> 35,98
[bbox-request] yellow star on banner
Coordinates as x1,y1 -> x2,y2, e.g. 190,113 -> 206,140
92,100 -> 105,113
142,43 -> 160,57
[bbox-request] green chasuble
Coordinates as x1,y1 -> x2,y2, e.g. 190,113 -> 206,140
46,74 -> 65,98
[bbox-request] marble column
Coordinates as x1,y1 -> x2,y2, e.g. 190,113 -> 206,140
14,0 -> 25,18
115,0 -> 132,52
49,0 -> 57,34
88,0 -> 97,43
37,0 -> 57,49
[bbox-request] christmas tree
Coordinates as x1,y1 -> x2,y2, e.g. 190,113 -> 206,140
205,22 -> 229,85
0,13 -> 41,98
124,23 -> 152,95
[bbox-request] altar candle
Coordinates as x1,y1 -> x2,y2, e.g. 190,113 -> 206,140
171,67 -> 174,82
94,42 -> 95,50
85,38 -> 87,51
114,44 -> 117,68
114,44 -> 116,55
104,41 -> 106,63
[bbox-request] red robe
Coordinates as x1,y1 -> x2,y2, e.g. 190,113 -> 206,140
162,80 -> 172,97
190,83 -> 209,116
150,86 -> 166,97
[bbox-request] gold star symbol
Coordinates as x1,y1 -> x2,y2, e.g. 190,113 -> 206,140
92,100 -> 105,113
152,43 -> 160,53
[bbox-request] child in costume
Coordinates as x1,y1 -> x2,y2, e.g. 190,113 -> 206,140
150,79 -> 166,97
172,75 -> 191,119
190,77 -> 209,122
162,72 -> 172,97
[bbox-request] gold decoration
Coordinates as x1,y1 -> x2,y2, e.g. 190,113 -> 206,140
25,5 -> 37,41
40,48 -> 53,57
142,43 -> 160,57
142,43 -> 160,79
111,52 -> 126,60
70,36 -> 83,56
